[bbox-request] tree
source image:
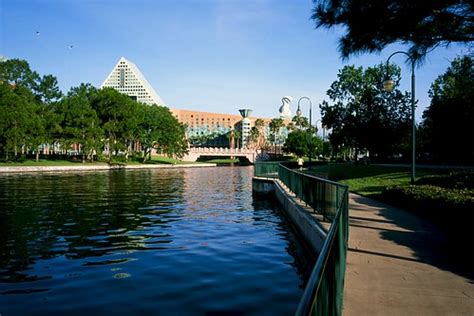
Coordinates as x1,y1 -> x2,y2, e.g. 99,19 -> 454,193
140,105 -> 163,161
284,129 -> 324,158
35,74 -> 63,159
139,104 -> 188,160
230,129 -> 241,149
269,117 -> 285,153
59,84 -> 103,162
284,130 -> 309,157
292,115 -> 309,129
0,59 -> 39,90
320,63 -> 412,160
0,59 -> 64,161
36,74 -> 63,104
312,0 -> 474,59
420,55 -> 474,164
0,83 -> 35,160
91,88 -> 136,162
248,118 -> 267,150
152,106 -> 188,158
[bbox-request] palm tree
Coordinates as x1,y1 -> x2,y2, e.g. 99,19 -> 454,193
227,129 -> 241,149
269,118 -> 285,154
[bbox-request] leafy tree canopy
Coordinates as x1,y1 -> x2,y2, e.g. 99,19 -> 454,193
320,63 -> 412,159
312,0 -> 474,59
0,59 -> 39,89
420,55 -> 474,163
0,58 -> 188,162
284,129 -> 323,158
292,115 -> 310,129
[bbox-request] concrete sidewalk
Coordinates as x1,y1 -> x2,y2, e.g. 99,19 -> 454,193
343,193 -> 474,315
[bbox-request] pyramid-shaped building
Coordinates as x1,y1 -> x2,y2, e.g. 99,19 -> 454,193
101,57 -> 165,106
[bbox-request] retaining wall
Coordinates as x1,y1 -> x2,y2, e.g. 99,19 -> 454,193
252,177 -> 327,254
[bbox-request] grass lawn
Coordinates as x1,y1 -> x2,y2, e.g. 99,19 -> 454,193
308,163 -> 473,275
200,158 -> 240,164
0,156 -> 202,167
144,156 -> 202,165
308,164 -> 450,198
0,159 -> 107,166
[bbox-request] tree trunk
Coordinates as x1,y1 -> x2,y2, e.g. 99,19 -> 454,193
36,151 -> 39,162
143,149 -> 149,162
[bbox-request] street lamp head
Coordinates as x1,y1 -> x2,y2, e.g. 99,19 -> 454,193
382,79 -> 395,92
296,105 -> 302,117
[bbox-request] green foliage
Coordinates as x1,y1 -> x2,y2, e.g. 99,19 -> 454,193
291,115 -> 309,129
0,58 -> 188,163
419,56 -> 474,164
416,173 -> 474,190
0,59 -> 39,89
383,184 -> 473,227
312,0 -> 474,59
201,158 -> 239,164
248,118 -> 267,149
284,130 -> 309,157
0,159 -> 106,166
0,83 -> 35,159
146,106 -> 188,158
320,63 -> 411,160
227,129 -> 241,148
269,117 -> 285,134
309,164 -> 473,231
59,84 -> 103,162
308,163 -> 449,196
284,130 -> 323,158
269,117 -> 285,145
37,74 -> 63,104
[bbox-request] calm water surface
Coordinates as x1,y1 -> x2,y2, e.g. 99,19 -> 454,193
0,167 -> 314,315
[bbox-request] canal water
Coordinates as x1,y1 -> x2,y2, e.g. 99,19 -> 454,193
0,167 -> 314,315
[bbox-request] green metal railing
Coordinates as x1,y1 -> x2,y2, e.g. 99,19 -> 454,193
254,161 -> 280,178
254,162 -> 349,316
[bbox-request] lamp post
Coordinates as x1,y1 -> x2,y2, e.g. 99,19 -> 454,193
297,97 -> 313,163
383,51 -> 416,184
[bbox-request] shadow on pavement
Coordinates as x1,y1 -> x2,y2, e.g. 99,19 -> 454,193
350,194 -> 474,281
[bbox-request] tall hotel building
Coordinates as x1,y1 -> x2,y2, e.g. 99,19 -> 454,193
101,57 -> 165,106
101,57 -> 281,147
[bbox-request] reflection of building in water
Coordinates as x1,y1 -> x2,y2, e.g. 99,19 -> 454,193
102,57 -> 291,148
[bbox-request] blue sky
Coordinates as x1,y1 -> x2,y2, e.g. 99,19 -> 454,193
0,0 -> 469,127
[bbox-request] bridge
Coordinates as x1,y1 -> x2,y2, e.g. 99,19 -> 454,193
182,147 -> 261,163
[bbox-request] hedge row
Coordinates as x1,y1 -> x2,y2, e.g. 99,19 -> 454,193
383,184 -> 473,227
415,173 -> 474,190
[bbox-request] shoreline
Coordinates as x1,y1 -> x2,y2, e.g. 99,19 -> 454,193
0,163 -> 217,174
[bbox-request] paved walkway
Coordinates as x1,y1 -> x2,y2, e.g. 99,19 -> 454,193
343,193 -> 474,315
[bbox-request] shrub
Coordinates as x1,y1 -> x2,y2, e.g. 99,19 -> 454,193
383,184 -> 473,226
415,173 -> 474,189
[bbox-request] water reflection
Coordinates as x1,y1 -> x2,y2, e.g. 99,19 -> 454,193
0,170 -> 185,283
0,167 -> 313,315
